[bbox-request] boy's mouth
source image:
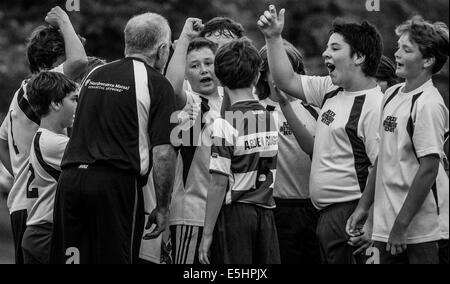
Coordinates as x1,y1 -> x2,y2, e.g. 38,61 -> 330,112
326,62 -> 336,74
200,77 -> 213,84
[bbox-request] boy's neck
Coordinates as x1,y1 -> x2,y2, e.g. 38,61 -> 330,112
403,72 -> 432,93
342,72 -> 378,93
227,87 -> 257,106
40,116 -> 66,135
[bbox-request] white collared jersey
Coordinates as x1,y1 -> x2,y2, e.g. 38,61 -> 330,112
260,98 -> 319,199
139,168 -> 172,264
373,80 -> 449,244
0,65 -> 64,214
301,75 -> 382,210
209,100 -> 278,209
169,89 -> 223,227
26,128 -> 68,226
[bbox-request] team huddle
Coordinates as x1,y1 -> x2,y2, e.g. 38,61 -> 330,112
0,4 -> 448,264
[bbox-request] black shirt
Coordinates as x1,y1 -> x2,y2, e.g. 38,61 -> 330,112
62,57 -> 175,182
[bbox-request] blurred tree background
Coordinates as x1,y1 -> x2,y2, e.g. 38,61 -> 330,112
0,0 -> 449,117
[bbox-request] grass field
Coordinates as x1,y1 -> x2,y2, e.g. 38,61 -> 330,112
0,197 -> 14,264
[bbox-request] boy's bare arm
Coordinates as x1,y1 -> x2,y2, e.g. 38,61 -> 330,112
45,6 -> 88,79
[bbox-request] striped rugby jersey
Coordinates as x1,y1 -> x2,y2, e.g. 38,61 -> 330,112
209,100 -> 278,209
373,80 -> 449,244
26,128 -> 68,226
169,89 -> 223,227
301,75 -> 382,210
0,65 -> 64,214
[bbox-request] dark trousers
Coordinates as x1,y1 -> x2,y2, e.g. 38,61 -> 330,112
211,203 -> 281,264
22,223 -> 53,264
374,241 -> 439,264
274,198 -> 321,264
10,209 -> 27,264
49,165 -> 144,264
439,239 -> 449,265
316,200 -> 363,264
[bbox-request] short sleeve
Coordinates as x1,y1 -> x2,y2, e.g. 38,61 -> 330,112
0,112 -> 10,141
301,75 -> 335,108
414,99 -> 450,159
360,101 -> 382,165
210,119 -> 234,176
41,135 -> 69,171
148,77 -> 176,148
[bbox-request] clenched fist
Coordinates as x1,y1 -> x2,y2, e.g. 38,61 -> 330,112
45,6 -> 70,28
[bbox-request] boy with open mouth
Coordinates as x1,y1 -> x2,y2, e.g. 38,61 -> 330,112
258,4 -> 383,264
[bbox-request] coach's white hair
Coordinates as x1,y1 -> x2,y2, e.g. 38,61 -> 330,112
124,12 -> 171,57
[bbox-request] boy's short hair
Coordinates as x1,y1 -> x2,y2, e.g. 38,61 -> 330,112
28,71 -> 78,118
396,16 -> 449,74
27,25 -> 86,73
331,19 -> 383,77
375,55 -> 399,88
256,40 -> 305,100
27,26 -> 65,73
199,17 -> 245,39
187,37 -> 218,55
214,38 -> 261,90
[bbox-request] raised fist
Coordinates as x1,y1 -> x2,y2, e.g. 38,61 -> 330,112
180,18 -> 204,42
257,5 -> 286,39
45,6 -> 71,28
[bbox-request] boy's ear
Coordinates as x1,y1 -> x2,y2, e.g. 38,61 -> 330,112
354,52 -> 366,66
423,57 -> 435,70
50,101 -> 62,112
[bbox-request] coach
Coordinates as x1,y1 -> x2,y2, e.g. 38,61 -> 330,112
49,12 -> 177,264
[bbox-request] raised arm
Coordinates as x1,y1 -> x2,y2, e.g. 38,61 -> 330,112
166,18 -> 203,110
275,86 -> 314,155
45,6 -> 88,79
257,5 -> 306,101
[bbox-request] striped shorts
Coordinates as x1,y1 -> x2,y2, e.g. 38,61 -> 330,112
170,225 -> 203,264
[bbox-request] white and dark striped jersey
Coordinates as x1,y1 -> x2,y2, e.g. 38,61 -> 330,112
260,98 -> 318,199
373,80 -> 449,244
169,89 -> 223,227
0,65 -> 64,213
301,76 -> 382,210
26,128 -> 68,226
209,100 -> 278,209
61,57 -> 175,185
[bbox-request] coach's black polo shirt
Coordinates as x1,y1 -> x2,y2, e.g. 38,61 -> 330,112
61,57 -> 175,184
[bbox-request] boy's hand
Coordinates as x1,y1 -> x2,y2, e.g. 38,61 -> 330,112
198,234 -> 213,264
348,230 -> 373,256
180,18 -> 204,42
273,83 -> 295,106
45,6 -> 70,28
387,222 -> 408,255
346,207 -> 369,237
257,5 -> 285,39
